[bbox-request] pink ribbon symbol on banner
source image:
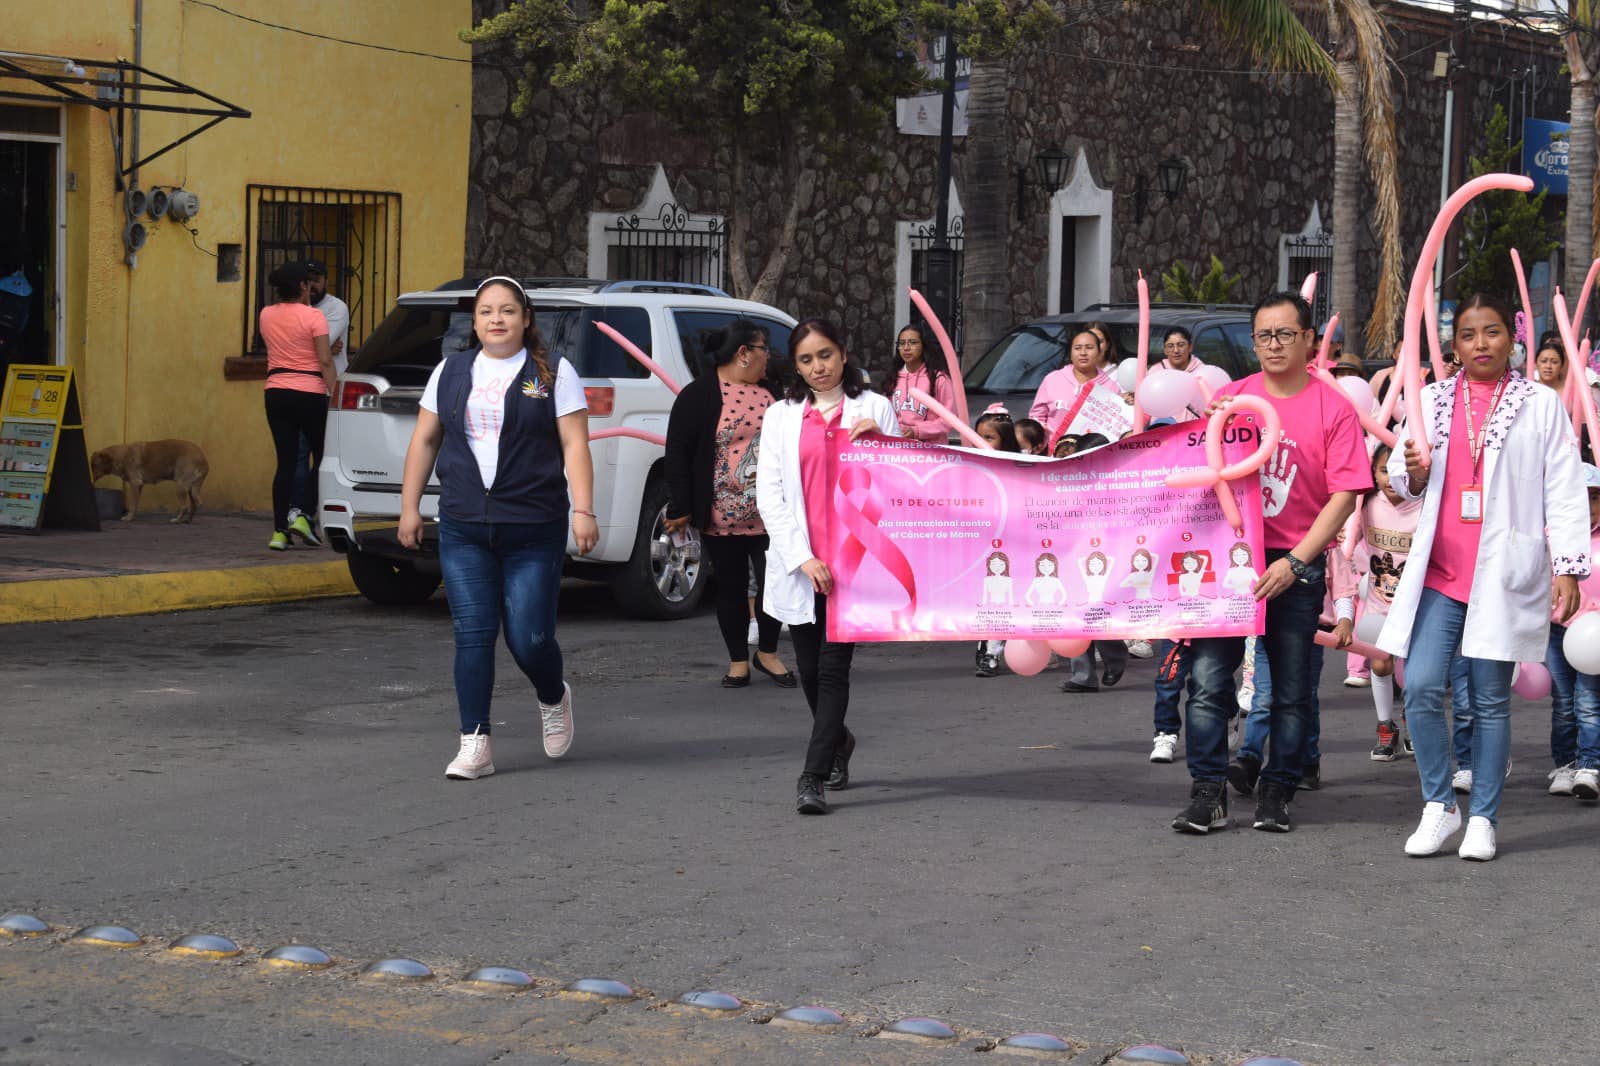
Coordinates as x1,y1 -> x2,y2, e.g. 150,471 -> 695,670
832,450 -> 918,628
1164,394 -> 1281,534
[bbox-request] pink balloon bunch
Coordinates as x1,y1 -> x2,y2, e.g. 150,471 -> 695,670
1004,636 -> 1092,675
1137,368 -> 1200,421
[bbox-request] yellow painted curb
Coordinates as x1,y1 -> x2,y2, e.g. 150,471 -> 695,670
0,561 -> 357,624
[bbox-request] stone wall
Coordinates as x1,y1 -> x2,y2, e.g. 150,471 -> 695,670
466,1 -> 1563,377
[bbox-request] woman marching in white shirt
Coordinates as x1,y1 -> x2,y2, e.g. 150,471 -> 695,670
1378,294 -> 1591,861
756,318 -> 899,816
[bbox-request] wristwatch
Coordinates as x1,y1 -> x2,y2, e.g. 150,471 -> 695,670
1285,552 -> 1309,579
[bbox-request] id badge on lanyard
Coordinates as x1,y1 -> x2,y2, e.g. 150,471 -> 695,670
1458,485 -> 1483,523
1458,375 -> 1506,526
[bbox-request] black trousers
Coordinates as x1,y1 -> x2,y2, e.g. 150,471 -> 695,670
264,388 -> 327,531
701,533 -> 780,660
788,592 -> 856,776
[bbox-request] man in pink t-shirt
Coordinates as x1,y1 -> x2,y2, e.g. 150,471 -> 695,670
1171,292 -> 1372,838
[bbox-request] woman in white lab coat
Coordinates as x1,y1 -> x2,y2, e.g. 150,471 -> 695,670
756,318 -> 899,816
1378,293 -> 1591,862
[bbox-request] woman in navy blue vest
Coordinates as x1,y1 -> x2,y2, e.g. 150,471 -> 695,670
398,276 -> 597,780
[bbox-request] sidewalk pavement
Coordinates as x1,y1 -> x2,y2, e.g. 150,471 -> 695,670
0,512 -> 355,624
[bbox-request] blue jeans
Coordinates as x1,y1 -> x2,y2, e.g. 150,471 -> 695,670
1548,623 -> 1600,770
438,516 -> 566,734
1152,639 -> 1193,737
1185,550 -> 1325,788
1403,587 -> 1514,822
1240,638 -> 1324,765
1448,653 -> 1474,770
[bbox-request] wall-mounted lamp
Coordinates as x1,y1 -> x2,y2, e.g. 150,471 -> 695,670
1016,145 -> 1072,221
1134,158 -> 1187,225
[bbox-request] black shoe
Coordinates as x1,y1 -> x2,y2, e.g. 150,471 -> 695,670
751,653 -> 797,688
796,773 -> 827,815
1101,668 -> 1124,687
976,654 -> 1001,678
1172,781 -> 1229,833
1298,762 -> 1321,791
1253,782 -> 1292,832
1059,680 -> 1099,693
825,731 -> 855,791
720,671 -> 751,689
1226,755 -> 1261,796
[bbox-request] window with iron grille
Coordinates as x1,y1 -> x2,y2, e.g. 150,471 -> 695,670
243,185 -> 401,355
1284,230 -> 1332,327
603,200 -> 727,290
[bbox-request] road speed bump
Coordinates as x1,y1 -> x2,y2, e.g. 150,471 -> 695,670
1116,1048 -> 1190,1064
168,934 -> 242,959
0,913 -> 50,938
561,978 -> 634,1001
674,990 -> 742,1013
880,1016 -> 958,1043
997,1032 -> 1073,1055
770,1006 -> 847,1032
362,957 -> 433,982
262,945 -> 334,970
460,966 -> 535,990
70,924 -> 141,948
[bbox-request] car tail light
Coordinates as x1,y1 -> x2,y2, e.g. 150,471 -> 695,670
335,381 -> 380,411
323,503 -> 348,513
584,386 -> 614,417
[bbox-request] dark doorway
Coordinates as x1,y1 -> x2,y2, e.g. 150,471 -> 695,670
1058,215 -> 1078,314
0,138 -> 55,377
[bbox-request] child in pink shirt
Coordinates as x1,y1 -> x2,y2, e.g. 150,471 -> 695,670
1351,443 -> 1423,760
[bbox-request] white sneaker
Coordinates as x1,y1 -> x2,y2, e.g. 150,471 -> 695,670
1452,769 -> 1473,794
1236,684 -> 1254,714
1149,732 -> 1180,763
287,506 -> 303,524
540,681 -> 574,759
446,729 -> 494,780
1343,674 -> 1371,688
1549,762 -> 1578,796
747,618 -> 759,645
1458,816 -> 1496,861
1404,801 -> 1463,856
1574,767 -> 1600,801
1127,639 -> 1155,659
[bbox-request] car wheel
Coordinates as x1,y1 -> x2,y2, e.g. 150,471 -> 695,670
610,478 -> 706,620
346,549 -> 442,606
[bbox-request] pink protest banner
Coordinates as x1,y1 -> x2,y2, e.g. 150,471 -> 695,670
826,422 -> 1266,643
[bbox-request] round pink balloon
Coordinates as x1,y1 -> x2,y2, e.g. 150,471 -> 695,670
1196,364 -> 1231,396
1047,637 -> 1091,658
1337,374 -> 1376,415
1137,368 -> 1199,421
1004,639 -> 1052,676
1511,662 -> 1552,700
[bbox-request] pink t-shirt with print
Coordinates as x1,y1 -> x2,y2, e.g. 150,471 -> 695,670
1424,377 -> 1502,603
1216,373 -> 1373,551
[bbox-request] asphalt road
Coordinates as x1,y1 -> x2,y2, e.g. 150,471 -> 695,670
1,587 -> 1594,1065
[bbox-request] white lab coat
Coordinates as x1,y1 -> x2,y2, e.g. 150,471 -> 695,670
756,390 -> 900,626
1377,374 -> 1591,663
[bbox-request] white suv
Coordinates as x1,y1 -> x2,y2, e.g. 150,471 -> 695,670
318,278 -> 798,618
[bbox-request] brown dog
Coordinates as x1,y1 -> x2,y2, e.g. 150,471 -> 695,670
90,439 -> 209,523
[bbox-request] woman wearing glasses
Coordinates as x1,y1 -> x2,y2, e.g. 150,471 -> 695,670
757,318 -> 899,814
881,323 -> 955,442
664,319 -> 796,690
1378,293 -> 1591,861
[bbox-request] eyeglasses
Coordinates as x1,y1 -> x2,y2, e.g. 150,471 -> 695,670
743,344 -> 770,354
1251,328 -> 1307,348
897,339 -> 923,348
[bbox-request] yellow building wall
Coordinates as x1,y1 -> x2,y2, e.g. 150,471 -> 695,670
10,0 -> 471,512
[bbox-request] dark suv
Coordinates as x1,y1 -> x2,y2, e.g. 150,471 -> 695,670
962,303 -> 1258,420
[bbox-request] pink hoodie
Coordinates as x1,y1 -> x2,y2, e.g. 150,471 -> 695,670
1029,366 -> 1118,434
890,365 -> 958,442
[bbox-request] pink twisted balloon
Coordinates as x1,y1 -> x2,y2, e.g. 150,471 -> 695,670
1132,272 -> 1151,431
1400,173 -> 1535,468
1164,394 -> 1282,534
908,288 -> 969,427
594,321 -> 682,395
908,387 -> 991,450
1309,311 -> 1397,448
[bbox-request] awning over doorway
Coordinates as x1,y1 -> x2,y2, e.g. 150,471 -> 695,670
0,52 -> 249,176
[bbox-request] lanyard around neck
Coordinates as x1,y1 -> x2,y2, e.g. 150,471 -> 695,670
1460,374 -> 1509,484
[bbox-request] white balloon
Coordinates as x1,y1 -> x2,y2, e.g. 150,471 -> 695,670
1114,358 -> 1139,393
1565,612 -> 1600,675
1196,364 -> 1232,395
1354,610 -> 1384,647
1137,367 -> 1200,420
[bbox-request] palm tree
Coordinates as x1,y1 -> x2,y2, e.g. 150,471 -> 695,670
958,55 -> 1013,374
1564,0 -> 1596,330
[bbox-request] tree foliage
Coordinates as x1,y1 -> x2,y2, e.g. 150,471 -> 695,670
1158,256 -> 1243,305
1456,105 -> 1560,303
